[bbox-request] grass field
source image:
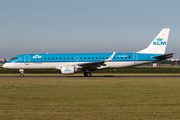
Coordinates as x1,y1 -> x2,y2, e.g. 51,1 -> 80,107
1,78 -> 180,120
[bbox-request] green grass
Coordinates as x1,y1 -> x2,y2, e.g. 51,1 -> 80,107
1,78 -> 180,119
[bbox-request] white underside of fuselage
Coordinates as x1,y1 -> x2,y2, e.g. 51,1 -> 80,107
4,61 -> 151,70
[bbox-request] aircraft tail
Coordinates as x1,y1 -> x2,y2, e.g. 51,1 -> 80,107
137,28 -> 170,54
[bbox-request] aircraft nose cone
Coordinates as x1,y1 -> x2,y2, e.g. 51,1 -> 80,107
2,63 -> 8,68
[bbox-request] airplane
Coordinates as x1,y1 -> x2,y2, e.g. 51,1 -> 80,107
3,28 -> 174,77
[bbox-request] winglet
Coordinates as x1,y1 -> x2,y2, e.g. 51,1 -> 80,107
104,52 -> 116,62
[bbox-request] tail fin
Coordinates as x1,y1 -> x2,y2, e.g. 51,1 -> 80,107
137,28 -> 170,54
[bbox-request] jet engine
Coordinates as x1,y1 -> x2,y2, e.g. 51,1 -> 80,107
60,66 -> 78,74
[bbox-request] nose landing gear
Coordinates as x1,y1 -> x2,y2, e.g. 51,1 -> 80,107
19,69 -> 24,77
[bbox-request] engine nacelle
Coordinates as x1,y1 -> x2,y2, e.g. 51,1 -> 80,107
60,66 -> 78,74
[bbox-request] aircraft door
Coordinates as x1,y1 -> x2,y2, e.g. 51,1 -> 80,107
24,55 -> 30,65
133,53 -> 138,64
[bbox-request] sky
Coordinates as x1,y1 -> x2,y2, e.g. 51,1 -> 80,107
1,0 -> 180,59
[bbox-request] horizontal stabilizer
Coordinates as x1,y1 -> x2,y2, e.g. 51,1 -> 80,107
153,53 -> 175,59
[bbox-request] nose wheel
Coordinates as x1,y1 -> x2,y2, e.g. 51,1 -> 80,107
84,72 -> 91,77
19,69 -> 24,77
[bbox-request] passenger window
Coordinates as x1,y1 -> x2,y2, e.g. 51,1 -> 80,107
88,57 -> 90,59
41,58 -> 42,60
92,57 -> 94,59
72,58 -> 73,59
84,57 -> 86,59
80,57 -> 82,59
103,57 -> 105,59
64,58 -> 66,60
114,57 -> 115,59
125,57 -> 127,59
60,58 -> 62,60
107,57 -> 108,59
121,57 -> 123,59
52,58 -> 54,60
48,58 -> 50,60
37,58 -> 39,60
45,58 -> 46,60
56,58 -> 58,60
117,57 -> 119,59
100,57 -> 101,59
96,57 -> 98,59
68,58 -> 69,60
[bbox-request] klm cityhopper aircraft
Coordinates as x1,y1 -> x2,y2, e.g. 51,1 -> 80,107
3,28 -> 174,77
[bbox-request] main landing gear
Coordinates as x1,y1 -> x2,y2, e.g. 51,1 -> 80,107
84,72 -> 91,77
19,69 -> 24,77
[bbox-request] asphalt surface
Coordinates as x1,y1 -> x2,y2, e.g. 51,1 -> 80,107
1,76 -> 180,79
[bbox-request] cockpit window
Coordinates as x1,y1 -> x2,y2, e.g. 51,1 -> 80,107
11,57 -> 18,60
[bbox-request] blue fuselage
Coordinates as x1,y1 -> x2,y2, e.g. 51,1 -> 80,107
7,53 -> 161,64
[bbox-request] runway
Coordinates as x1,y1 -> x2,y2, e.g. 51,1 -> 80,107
1,75 -> 180,79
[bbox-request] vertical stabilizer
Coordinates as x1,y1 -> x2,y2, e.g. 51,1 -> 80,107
137,28 -> 170,54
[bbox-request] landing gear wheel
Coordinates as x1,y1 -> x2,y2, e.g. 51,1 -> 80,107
84,72 -> 87,77
19,69 -> 24,77
84,72 -> 91,77
20,74 -> 24,77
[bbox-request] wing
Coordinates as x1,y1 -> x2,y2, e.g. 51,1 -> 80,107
76,52 -> 116,69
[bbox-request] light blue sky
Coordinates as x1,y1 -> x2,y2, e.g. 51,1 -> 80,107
1,0 -> 180,59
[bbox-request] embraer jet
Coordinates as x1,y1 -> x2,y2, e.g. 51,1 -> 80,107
3,28 -> 174,77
